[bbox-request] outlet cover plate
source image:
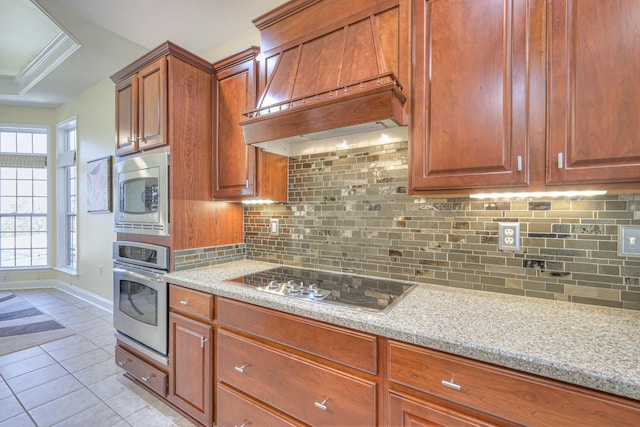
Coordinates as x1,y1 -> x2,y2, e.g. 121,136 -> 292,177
269,218 -> 279,236
499,222 -> 520,250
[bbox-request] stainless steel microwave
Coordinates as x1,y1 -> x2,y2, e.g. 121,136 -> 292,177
114,152 -> 169,236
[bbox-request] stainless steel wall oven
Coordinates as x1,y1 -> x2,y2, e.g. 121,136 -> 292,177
113,241 -> 170,365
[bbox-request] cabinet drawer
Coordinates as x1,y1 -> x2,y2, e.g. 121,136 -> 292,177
389,391 -> 495,427
115,345 -> 167,397
218,329 -> 376,426
217,383 -> 298,427
218,297 -> 377,374
388,341 -> 640,427
169,284 -> 214,321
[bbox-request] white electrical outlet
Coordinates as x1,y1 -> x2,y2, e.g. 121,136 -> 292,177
499,222 -> 520,250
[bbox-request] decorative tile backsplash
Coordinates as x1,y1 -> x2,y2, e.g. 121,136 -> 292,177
244,141 -> 640,311
173,243 -> 245,271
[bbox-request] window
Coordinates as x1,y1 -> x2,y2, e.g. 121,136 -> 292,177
0,127 -> 48,268
57,118 -> 77,270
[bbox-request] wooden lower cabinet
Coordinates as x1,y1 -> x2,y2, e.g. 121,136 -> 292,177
216,297 -> 379,426
388,340 -> 640,427
168,285 -> 215,426
115,344 -> 167,397
162,293 -> 640,426
217,383 -> 299,427
217,329 -> 376,426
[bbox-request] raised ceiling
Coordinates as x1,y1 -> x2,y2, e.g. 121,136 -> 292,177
0,0 -> 288,108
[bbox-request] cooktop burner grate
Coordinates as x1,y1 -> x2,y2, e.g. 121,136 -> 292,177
230,266 -> 415,313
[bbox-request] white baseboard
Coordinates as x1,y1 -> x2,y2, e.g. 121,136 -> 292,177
0,280 -> 113,314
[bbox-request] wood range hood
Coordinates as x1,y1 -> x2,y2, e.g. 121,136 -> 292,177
240,0 -> 410,156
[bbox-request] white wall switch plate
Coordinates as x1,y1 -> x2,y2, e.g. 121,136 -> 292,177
270,218 -> 279,236
618,225 -> 640,257
499,222 -> 520,250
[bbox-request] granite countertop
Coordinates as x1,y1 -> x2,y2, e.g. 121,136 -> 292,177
166,259 -> 640,401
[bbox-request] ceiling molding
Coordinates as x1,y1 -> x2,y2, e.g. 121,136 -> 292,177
16,32 -> 81,95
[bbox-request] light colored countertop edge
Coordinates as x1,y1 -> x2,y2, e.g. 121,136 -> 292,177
166,260 -> 640,401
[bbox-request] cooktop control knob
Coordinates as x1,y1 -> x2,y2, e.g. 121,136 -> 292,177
268,280 -> 279,289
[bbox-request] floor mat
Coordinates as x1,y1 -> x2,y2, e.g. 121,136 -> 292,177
0,291 -> 74,355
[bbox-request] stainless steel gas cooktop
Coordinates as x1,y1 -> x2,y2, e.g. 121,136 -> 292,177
230,266 -> 415,313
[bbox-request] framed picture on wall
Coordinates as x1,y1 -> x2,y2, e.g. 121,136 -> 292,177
87,156 -> 112,213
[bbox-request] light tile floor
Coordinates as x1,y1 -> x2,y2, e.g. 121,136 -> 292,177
0,288 -> 197,427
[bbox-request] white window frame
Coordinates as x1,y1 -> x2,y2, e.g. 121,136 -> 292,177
0,125 -> 49,269
56,117 -> 77,273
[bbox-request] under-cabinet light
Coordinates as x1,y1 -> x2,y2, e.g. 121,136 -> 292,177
469,190 -> 607,199
241,199 -> 279,205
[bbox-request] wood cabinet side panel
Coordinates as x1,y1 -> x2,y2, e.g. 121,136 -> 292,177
168,57 -> 244,248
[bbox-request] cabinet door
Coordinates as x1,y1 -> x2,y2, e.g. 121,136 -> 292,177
115,75 -> 138,156
213,50 -> 258,198
168,313 -> 213,426
411,0 -> 532,191
389,392 -> 494,427
138,57 -> 167,151
547,0 -> 640,185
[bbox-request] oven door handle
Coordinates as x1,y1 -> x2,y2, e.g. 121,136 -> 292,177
114,267 -> 166,282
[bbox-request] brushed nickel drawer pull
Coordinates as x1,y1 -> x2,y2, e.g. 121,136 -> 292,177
441,378 -> 462,391
234,363 -> 249,373
200,336 -> 208,348
179,300 -> 190,305
234,422 -> 249,427
117,358 -> 131,366
141,374 -> 154,382
314,397 -> 329,411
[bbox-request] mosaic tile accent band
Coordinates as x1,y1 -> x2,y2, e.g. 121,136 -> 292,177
173,244 -> 246,271
244,141 -> 640,311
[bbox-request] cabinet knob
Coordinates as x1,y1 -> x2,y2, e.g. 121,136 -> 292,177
314,397 -> 329,411
441,378 -> 462,391
234,363 -> 249,373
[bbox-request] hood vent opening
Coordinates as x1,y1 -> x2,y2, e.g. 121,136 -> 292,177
241,0 -> 410,156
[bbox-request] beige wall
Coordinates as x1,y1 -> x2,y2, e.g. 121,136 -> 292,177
202,29 -> 261,63
56,79 -> 116,300
0,81 -> 116,300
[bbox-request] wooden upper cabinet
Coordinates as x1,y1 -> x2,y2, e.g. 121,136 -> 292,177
546,0 -> 640,185
113,57 -> 167,156
411,0 -> 537,192
213,48 -> 287,201
114,75 -> 138,156
214,48 -> 258,198
111,42 -> 211,157
137,58 -> 167,151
